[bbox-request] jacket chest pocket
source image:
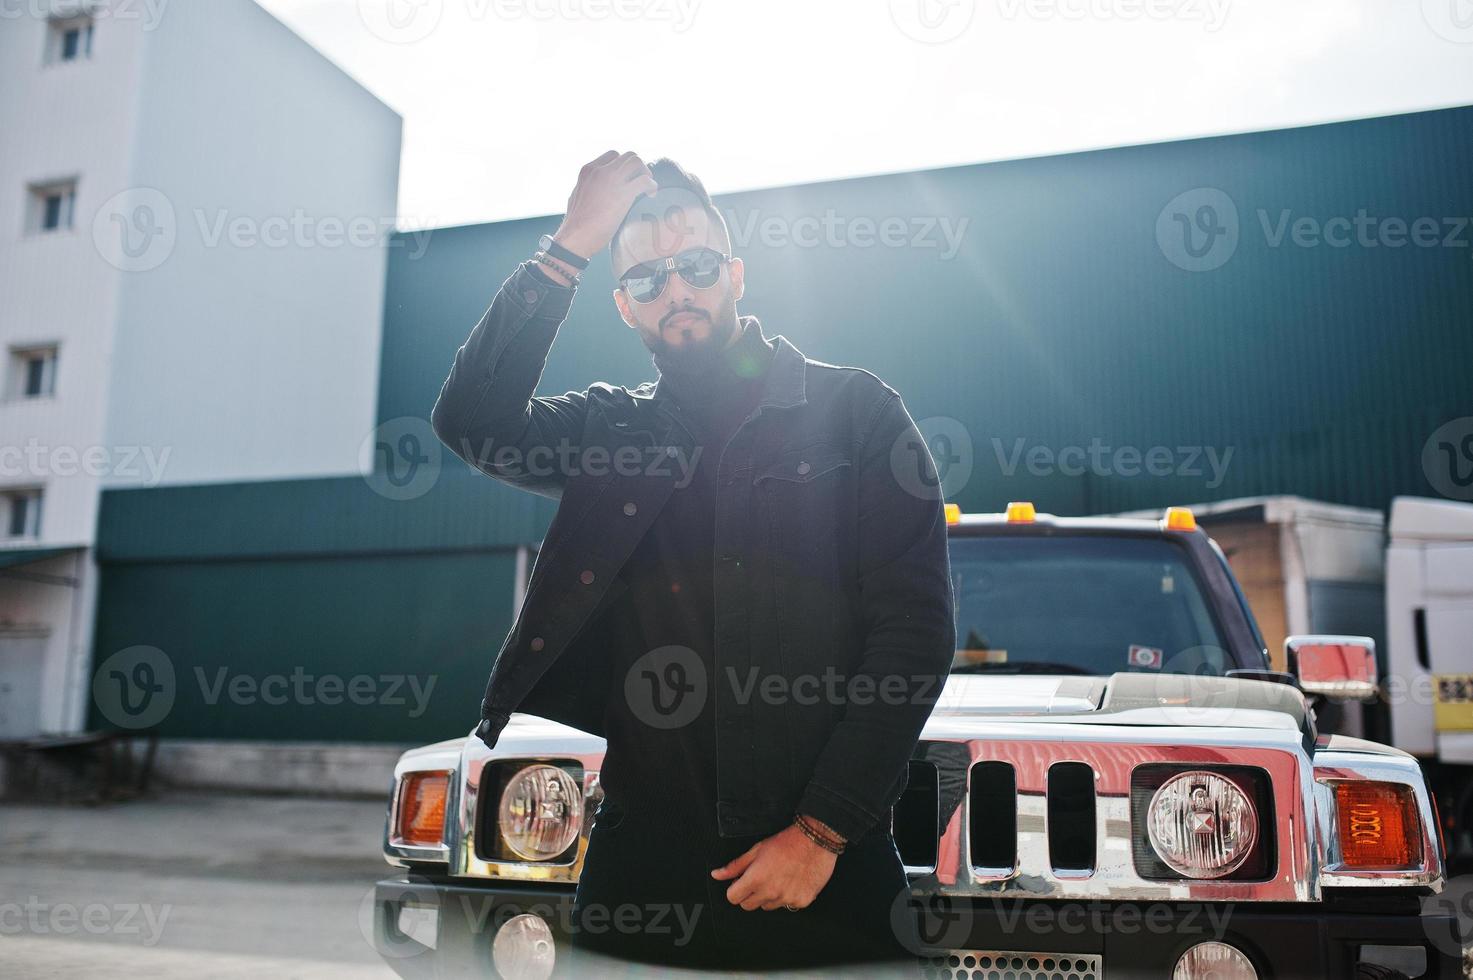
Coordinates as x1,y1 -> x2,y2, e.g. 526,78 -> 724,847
753,445 -> 852,488
753,444 -> 854,579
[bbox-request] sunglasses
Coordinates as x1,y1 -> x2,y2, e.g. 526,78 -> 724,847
618,247 -> 731,304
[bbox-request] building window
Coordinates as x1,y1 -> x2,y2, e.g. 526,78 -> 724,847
4,491 -> 43,540
27,181 -> 77,234
47,16 -> 94,63
9,347 -> 58,399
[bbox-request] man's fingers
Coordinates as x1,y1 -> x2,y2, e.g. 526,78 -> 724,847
583,150 -> 619,174
710,843 -> 760,880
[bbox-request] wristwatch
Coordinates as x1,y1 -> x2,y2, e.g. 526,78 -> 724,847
537,234 -> 590,271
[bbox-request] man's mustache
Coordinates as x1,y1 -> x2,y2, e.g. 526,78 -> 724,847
661,308 -> 710,331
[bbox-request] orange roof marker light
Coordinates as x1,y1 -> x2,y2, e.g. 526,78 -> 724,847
1006,501 -> 1036,524
944,503 -> 961,525
1164,506 -> 1198,532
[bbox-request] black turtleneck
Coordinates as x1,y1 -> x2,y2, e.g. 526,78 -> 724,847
595,316 -> 775,833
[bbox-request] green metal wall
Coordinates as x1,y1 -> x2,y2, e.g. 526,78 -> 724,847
89,548 -> 517,742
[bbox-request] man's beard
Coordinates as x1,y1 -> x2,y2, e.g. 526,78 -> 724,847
643,292 -> 739,373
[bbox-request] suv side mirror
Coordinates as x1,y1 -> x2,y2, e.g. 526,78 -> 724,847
1286,635 -> 1378,701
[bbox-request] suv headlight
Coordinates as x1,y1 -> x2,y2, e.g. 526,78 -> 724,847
1146,770 -> 1258,878
499,764 -> 583,861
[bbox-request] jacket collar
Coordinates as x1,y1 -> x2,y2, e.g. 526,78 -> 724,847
645,314 -> 808,413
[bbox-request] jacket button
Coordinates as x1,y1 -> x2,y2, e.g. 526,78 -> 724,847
530,637 -> 545,651
580,570 -> 595,585
797,461 -> 811,475
623,502 -> 637,516
522,289 -> 540,304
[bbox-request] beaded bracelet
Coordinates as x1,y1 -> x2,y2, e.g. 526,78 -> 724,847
532,250 -> 580,286
794,814 -> 845,855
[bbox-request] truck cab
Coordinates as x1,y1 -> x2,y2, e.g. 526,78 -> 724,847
372,505 -> 1463,979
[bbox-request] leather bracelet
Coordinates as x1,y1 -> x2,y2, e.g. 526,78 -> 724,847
543,236 -> 590,271
794,814 -> 845,854
532,250 -> 580,286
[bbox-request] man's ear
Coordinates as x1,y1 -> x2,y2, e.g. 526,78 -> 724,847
728,256 -> 745,302
612,287 -> 638,329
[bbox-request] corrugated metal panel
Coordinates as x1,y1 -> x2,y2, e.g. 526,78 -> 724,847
89,550 -> 516,742
96,467 -> 554,563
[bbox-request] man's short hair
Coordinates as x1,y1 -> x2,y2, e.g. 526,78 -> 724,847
610,157 -> 731,275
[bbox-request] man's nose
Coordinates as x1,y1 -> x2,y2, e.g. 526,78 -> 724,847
664,268 -> 700,308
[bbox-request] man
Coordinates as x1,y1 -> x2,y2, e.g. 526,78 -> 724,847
430,151 -> 954,971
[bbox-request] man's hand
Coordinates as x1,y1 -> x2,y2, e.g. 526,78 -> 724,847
710,821 -> 839,911
552,151 -> 660,260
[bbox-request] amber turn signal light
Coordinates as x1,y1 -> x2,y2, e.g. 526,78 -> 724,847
1334,781 -> 1421,870
396,771 -> 451,847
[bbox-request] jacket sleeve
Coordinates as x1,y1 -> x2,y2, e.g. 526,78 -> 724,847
430,261 -> 590,500
795,390 -> 956,841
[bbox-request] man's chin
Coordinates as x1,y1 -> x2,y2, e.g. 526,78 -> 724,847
647,322 -> 735,371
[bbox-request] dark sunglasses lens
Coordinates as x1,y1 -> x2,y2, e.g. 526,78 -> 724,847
679,250 -> 723,288
624,270 -> 665,303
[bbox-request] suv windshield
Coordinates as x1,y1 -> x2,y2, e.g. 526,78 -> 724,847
948,534 -> 1231,677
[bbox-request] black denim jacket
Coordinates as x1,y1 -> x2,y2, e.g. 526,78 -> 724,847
430,260 -> 955,841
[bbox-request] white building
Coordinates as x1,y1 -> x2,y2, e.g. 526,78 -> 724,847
0,0 -> 401,738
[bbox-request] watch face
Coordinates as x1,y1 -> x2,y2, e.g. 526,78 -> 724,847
537,234 -> 554,251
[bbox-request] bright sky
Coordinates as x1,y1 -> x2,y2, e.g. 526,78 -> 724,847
257,0 -> 1473,230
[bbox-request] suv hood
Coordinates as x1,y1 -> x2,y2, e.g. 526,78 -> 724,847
928,672 -> 1310,736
